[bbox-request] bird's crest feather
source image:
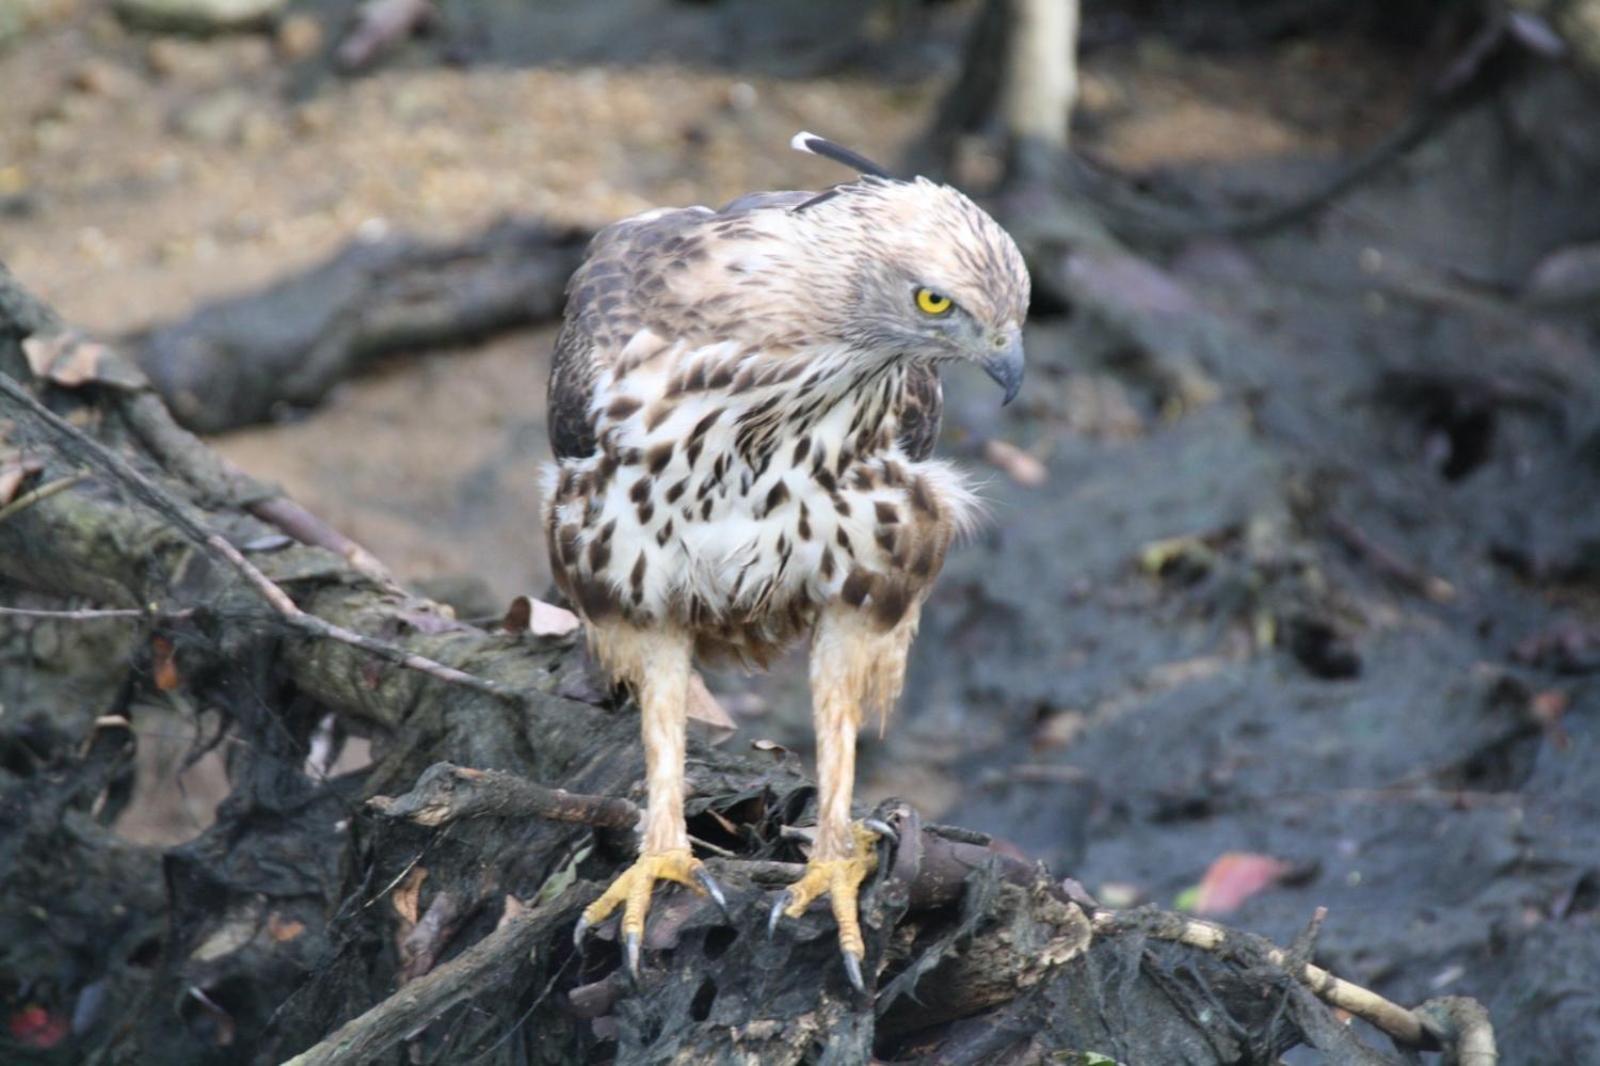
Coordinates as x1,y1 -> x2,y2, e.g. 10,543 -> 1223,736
789,131 -> 894,179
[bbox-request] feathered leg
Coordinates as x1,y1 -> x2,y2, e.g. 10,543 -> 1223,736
574,623 -> 727,976
771,607 -> 914,992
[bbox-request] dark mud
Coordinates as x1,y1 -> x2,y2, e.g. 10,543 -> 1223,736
887,66 -> 1600,1062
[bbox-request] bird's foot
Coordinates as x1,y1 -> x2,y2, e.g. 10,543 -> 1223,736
768,820 -> 894,993
573,847 -> 728,979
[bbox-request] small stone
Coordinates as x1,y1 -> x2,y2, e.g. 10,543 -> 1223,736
291,99 -> 333,133
0,0 -> 49,47
170,88 -> 254,144
146,37 -> 229,81
69,57 -> 141,99
115,0 -> 285,34
1526,241 -> 1600,307
275,12 -> 321,61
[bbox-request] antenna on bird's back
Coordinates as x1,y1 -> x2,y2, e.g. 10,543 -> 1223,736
789,132 -> 896,213
790,131 -> 894,179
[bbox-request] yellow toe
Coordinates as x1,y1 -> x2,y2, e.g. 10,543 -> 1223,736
780,822 -> 886,959
581,847 -> 706,936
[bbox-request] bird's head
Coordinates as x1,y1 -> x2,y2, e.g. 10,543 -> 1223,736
786,133 -> 1030,404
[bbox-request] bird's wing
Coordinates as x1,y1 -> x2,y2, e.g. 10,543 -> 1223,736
547,206 -> 707,460
547,195 -> 818,461
547,318 -> 601,460
896,363 -> 944,461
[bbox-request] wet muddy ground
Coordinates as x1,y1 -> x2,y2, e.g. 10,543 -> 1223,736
4,1 -> 1600,1060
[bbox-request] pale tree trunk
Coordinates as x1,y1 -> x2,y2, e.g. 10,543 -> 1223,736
1003,0 -> 1080,184
1004,0 -> 1080,153
911,0 -> 1082,187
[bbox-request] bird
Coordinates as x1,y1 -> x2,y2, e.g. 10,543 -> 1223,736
545,132 -> 1029,991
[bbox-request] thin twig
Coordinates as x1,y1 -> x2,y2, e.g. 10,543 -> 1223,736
1417,996 -> 1498,1066
116,390 -> 402,591
247,493 -> 398,589
0,372 -> 522,707
1091,909 -> 1432,1048
279,891 -> 571,1066
0,472 -> 86,523
1327,513 -> 1456,603
0,604 -> 193,621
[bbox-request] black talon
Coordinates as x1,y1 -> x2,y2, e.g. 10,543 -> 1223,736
624,930 -> 642,980
863,818 -> 898,845
694,867 -> 732,922
768,892 -> 790,937
573,915 -> 591,950
842,951 -> 866,994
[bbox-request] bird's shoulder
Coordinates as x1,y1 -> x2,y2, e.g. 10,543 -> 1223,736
548,195 -> 814,461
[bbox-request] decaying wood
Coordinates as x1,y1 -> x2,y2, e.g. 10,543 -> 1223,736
0,370 -> 520,708
1003,0 -> 1080,163
280,890 -> 576,1066
0,256 -> 1501,1063
369,761 -> 642,831
126,220 -> 587,433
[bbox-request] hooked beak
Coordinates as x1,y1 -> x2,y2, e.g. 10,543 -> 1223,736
981,331 -> 1025,406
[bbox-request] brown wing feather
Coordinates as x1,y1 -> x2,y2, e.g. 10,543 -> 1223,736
896,363 -> 944,461
547,194 -> 822,459
547,208 -> 709,459
547,320 -> 599,460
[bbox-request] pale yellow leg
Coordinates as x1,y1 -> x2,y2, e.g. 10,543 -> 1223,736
575,624 -> 726,974
771,607 -> 916,991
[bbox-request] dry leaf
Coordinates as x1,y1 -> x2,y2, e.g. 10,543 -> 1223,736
502,594 -> 581,637
1532,688 -> 1570,749
392,865 -> 428,927
495,894 -> 528,933
1191,852 -> 1293,916
185,987 -> 236,1047
983,438 -> 1049,487
151,635 -> 180,691
687,671 -> 735,731
241,533 -> 294,552
531,599 -> 581,636
0,457 -> 42,505
267,912 -> 306,943
501,594 -> 532,631
8,1005 -> 69,1049
190,909 -> 258,962
21,332 -> 148,390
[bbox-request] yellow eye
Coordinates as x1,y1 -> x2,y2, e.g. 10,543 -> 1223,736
915,288 -> 952,316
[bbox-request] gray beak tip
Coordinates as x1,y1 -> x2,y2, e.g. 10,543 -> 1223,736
982,338 -> 1025,407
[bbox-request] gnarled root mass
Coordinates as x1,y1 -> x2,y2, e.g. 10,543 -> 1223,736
0,263 -> 1493,1064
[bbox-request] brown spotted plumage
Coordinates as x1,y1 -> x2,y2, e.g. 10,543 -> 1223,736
553,133 -> 1029,988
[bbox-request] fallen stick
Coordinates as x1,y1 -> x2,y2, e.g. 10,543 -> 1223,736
368,762 -> 641,831
0,604 -> 193,621
0,371 -> 522,708
1091,908 -> 1440,1052
278,891 -> 571,1066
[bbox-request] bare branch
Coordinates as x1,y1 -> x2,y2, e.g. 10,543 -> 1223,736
278,891 -> 571,1066
1091,909 -> 1435,1050
0,472 -> 86,523
116,390 -> 403,591
0,605 -> 193,621
1417,996 -> 1498,1066
368,762 -> 641,831
0,371 -> 523,708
